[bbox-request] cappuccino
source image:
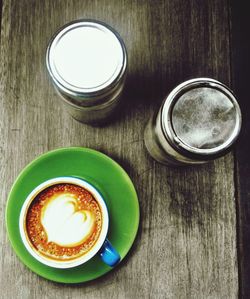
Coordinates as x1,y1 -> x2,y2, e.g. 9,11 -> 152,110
25,183 -> 102,261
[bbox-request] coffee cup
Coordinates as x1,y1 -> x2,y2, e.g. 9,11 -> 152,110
19,177 -> 120,268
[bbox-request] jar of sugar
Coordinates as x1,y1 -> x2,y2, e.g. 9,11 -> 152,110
144,78 -> 242,166
46,19 -> 127,124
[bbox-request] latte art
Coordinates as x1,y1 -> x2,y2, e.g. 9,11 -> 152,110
41,193 -> 95,247
26,183 -> 102,261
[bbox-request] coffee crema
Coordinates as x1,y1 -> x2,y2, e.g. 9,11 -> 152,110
25,183 -> 102,261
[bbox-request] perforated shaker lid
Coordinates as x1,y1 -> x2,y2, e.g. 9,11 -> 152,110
161,78 -> 242,160
46,20 -> 127,98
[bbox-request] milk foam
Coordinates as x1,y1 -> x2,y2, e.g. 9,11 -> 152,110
41,193 -> 95,247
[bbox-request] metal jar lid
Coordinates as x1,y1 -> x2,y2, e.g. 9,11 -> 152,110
46,20 -> 127,106
161,78 -> 242,160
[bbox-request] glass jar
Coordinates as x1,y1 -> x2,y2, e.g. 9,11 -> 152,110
144,78 -> 242,166
46,20 -> 127,124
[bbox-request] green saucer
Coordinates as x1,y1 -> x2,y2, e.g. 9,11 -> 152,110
6,147 -> 139,283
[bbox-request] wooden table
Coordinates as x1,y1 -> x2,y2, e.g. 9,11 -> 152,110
0,1 -> 249,298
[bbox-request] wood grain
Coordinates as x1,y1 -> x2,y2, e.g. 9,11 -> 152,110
231,1 -> 250,298
0,1 -> 238,298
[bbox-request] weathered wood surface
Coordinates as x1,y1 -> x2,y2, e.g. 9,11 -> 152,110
231,1 -> 250,298
0,1 -> 239,298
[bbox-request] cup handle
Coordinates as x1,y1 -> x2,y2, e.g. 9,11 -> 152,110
99,239 -> 121,267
